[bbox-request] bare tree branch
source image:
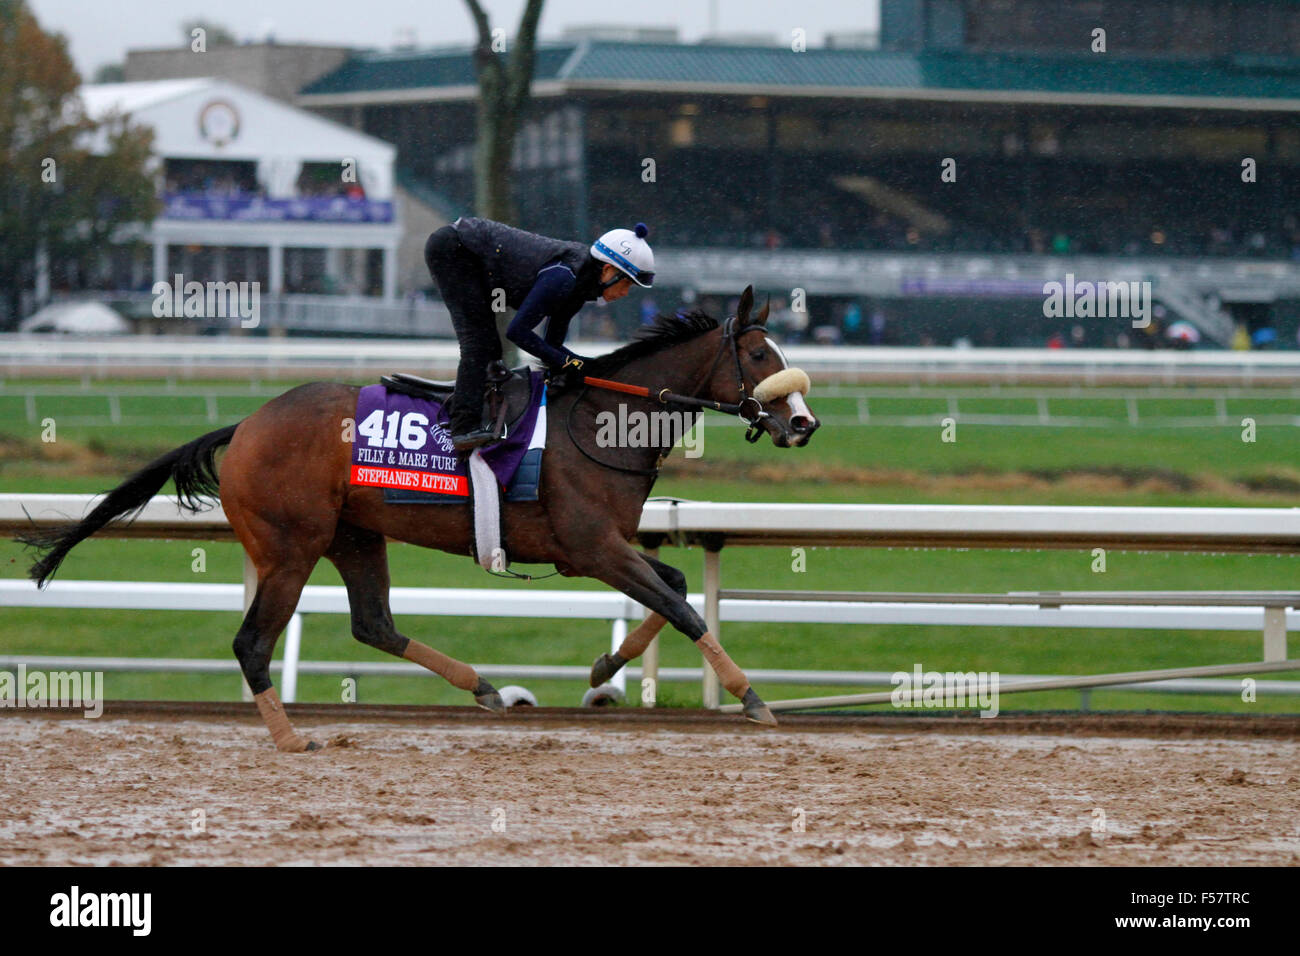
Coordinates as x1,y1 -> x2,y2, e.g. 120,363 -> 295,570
462,0 -> 491,46
463,0 -> 502,96
459,0 -> 546,224
506,0 -> 545,110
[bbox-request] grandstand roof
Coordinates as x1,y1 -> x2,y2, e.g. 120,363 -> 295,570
299,41 -> 1300,111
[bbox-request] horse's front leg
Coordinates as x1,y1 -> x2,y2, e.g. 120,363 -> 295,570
589,609 -> 667,686
590,552 -> 678,684
579,539 -> 776,725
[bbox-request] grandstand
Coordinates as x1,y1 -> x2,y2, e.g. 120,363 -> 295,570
290,0 -> 1300,347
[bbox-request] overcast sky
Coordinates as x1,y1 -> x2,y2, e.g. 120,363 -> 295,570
30,0 -> 880,76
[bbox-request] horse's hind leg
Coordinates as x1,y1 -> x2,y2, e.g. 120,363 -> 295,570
220,383 -> 355,751
324,522 -> 505,714
234,562 -> 321,752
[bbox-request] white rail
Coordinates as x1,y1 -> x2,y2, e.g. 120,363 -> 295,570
6,381 -> 1299,431
4,495 -> 1300,710
3,580 -> 1298,705
12,495 -> 1300,552
6,334 -> 1300,384
5,655 -> 1297,702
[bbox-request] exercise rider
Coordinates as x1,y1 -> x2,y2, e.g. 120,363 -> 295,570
423,217 -> 655,450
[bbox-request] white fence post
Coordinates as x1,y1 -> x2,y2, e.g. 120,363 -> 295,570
608,618 -> 627,695
282,613 -> 303,703
641,544 -> 660,707
640,637 -> 659,707
702,548 -> 722,709
1264,606 -> 1288,662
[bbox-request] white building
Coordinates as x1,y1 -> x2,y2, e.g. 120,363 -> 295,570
80,78 -> 403,301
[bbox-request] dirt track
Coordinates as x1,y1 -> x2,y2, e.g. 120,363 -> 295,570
3,706 -> 1298,866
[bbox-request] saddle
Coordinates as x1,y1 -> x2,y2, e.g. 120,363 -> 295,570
381,361 -> 536,439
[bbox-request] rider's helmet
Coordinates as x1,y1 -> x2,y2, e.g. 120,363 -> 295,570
591,222 -> 655,288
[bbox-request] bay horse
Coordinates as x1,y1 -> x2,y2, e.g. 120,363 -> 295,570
19,286 -> 819,751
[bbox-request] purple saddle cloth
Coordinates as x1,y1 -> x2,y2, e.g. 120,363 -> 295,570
350,375 -> 546,503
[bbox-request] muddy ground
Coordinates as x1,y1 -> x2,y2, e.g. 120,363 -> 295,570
2,707 -> 1297,866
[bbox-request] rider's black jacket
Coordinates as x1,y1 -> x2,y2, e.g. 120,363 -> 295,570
452,217 -> 604,367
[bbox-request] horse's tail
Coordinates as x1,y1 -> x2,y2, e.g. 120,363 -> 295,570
17,423 -> 240,588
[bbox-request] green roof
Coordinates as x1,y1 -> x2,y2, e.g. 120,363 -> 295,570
301,43 -> 578,95
300,41 -> 1300,106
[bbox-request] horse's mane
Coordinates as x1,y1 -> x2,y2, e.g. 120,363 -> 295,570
581,308 -> 719,379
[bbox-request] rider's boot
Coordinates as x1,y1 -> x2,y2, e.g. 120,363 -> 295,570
448,395 -> 498,452
451,360 -> 513,452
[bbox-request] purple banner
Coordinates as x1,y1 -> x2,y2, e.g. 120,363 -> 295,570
161,193 -> 395,223
901,277 -> 1052,297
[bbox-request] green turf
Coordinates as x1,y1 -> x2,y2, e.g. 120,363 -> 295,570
1044,398 -> 1130,419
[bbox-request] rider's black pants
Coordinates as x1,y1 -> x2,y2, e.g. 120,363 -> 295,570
424,225 -> 501,433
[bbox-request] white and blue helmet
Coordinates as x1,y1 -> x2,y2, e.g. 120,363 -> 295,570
591,222 -> 655,288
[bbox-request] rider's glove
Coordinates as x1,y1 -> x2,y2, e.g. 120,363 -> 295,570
548,353 -> 588,389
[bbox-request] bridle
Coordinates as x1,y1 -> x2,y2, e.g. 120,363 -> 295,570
563,316 -> 780,477
694,315 -> 775,443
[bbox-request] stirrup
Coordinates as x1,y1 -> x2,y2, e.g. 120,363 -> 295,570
451,427 -> 499,452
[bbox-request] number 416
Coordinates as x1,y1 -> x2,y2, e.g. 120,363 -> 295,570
357,409 -> 429,450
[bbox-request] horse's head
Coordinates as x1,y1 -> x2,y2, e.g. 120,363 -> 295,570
704,286 -> 819,448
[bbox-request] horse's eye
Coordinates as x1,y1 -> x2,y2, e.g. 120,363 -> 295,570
750,349 -> 767,362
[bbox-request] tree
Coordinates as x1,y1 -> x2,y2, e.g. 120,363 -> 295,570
0,0 -> 157,327
462,0 -> 545,224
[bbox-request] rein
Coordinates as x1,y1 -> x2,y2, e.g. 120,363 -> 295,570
563,318 -> 773,477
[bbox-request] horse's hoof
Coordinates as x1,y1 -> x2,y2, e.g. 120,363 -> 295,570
590,652 -> 627,688
741,688 -> 778,727
473,677 -> 507,716
305,740 -> 324,752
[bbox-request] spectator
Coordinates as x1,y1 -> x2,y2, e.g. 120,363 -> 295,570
869,308 -> 887,345
842,302 -> 862,340
813,324 -> 841,344
784,298 -> 809,343
639,297 -> 658,326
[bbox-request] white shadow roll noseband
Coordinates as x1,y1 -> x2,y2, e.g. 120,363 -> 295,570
752,367 -> 811,403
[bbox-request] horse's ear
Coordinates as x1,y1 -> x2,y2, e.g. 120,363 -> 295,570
737,285 -> 754,324
756,295 -> 770,325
